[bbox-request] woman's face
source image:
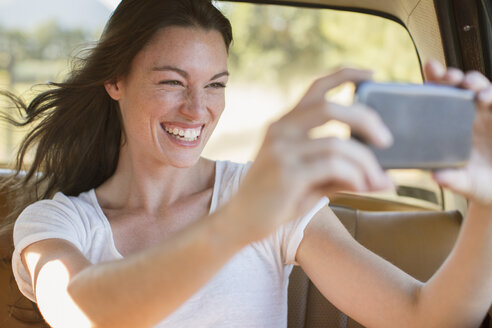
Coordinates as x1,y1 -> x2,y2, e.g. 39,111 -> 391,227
106,26 -> 228,168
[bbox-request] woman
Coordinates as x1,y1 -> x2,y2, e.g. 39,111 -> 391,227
5,0 -> 492,327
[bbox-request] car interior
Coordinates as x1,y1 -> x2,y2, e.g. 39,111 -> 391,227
0,0 -> 491,327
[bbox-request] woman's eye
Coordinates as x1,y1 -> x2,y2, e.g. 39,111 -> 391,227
159,80 -> 183,87
207,82 -> 227,89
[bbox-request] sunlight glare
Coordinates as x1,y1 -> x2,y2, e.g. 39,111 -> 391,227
36,260 -> 92,328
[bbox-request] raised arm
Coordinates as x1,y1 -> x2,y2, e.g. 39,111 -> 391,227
297,61 -> 492,328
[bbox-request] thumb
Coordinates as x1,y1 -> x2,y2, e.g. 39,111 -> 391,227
433,168 -> 492,204
432,169 -> 472,197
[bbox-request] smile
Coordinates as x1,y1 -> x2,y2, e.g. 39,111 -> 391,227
162,124 -> 202,142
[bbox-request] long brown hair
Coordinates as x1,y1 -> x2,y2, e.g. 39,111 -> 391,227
0,0 -> 232,324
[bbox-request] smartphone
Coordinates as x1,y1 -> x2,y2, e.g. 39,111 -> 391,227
353,82 -> 476,170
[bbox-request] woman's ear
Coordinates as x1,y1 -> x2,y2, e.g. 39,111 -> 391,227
104,78 -> 123,101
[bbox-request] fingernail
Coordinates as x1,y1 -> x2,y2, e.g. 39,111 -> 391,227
477,90 -> 492,103
429,60 -> 445,77
375,173 -> 393,191
463,74 -> 474,87
377,128 -> 393,147
447,69 -> 464,83
385,177 -> 395,191
478,89 -> 492,103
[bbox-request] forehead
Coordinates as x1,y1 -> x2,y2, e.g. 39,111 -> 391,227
134,26 -> 228,74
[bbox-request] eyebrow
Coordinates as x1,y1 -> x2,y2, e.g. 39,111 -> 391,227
151,65 -> 229,81
210,71 -> 229,80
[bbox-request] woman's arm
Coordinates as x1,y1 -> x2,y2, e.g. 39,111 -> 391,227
22,206 -> 247,328
297,61 -> 492,327
297,203 -> 492,328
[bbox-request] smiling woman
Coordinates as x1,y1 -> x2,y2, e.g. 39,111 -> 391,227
103,26 -> 229,169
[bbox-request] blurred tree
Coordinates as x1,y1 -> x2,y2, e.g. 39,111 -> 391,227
0,21 -> 90,85
31,21 -> 87,60
221,3 -> 421,88
0,27 -> 27,86
0,22 -> 91,161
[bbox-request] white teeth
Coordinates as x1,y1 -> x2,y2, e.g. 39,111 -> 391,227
163,125 -> 202,142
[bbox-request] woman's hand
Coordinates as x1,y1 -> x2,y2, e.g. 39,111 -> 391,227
226,68 -> 394,243
426,61 -> 492,205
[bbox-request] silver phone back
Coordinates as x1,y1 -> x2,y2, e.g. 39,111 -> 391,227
356,82 -> 475,169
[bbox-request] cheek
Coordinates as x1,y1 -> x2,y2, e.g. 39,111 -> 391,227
127,91 -> 183,120
119,94 -> 161,138
207,92 -> 226,117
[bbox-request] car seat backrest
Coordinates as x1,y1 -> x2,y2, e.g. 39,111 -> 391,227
0,171 -> 49,328
287,205 -> 463,328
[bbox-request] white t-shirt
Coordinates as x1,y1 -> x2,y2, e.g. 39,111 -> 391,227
12,160 -> 329,327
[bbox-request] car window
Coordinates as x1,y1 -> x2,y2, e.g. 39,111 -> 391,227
206,2 -> 422,162
0,0 -> 449,211
0,0 -> 112,166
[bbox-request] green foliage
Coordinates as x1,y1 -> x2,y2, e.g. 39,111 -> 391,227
0,4 -> 422,86
221,3 -> 422,87
0,21 -> 93,83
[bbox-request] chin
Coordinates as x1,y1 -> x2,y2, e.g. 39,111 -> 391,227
165,154 -> 202,169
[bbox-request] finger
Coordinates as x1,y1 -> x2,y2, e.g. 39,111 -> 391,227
292,137 -> 391,190
424,60 -> 446,83
440,68 -> 465,86
434,167 -> 492,205
462,71 -> 490,92
297,68 -> 373,108
280,101 -> 393,147
310,157 -> 393,194
302,157 -> 368,193
425,60 -> 466,87
432,169 -> 479,204
477,86 -> 492,109
432,169 -> 472,196
300,151 -> 394,194
344,103 -> 393,148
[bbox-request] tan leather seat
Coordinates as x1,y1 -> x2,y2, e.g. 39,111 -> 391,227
0,173 -> 49,328
287,205 -> 482,328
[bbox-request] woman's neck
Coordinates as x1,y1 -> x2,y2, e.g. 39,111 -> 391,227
95,148 -> 215,215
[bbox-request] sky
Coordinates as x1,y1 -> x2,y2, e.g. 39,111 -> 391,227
0,0 -> 118,31
99,0 -> 120,10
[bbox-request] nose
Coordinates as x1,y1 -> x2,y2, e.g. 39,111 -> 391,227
180,87 -> 207,120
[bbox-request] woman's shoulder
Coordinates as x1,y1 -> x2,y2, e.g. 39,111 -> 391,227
13,189 -> 110,256
212,160 -> 252,209
22,189 -> 97,215
215,159 -> 252,189
16,189 -> 104,233
215,160 -> 252,182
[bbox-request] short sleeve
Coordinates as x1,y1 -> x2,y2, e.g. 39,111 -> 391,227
11,192 -> 87,302
231,161 -> 329,266
279,196 -> 329,265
